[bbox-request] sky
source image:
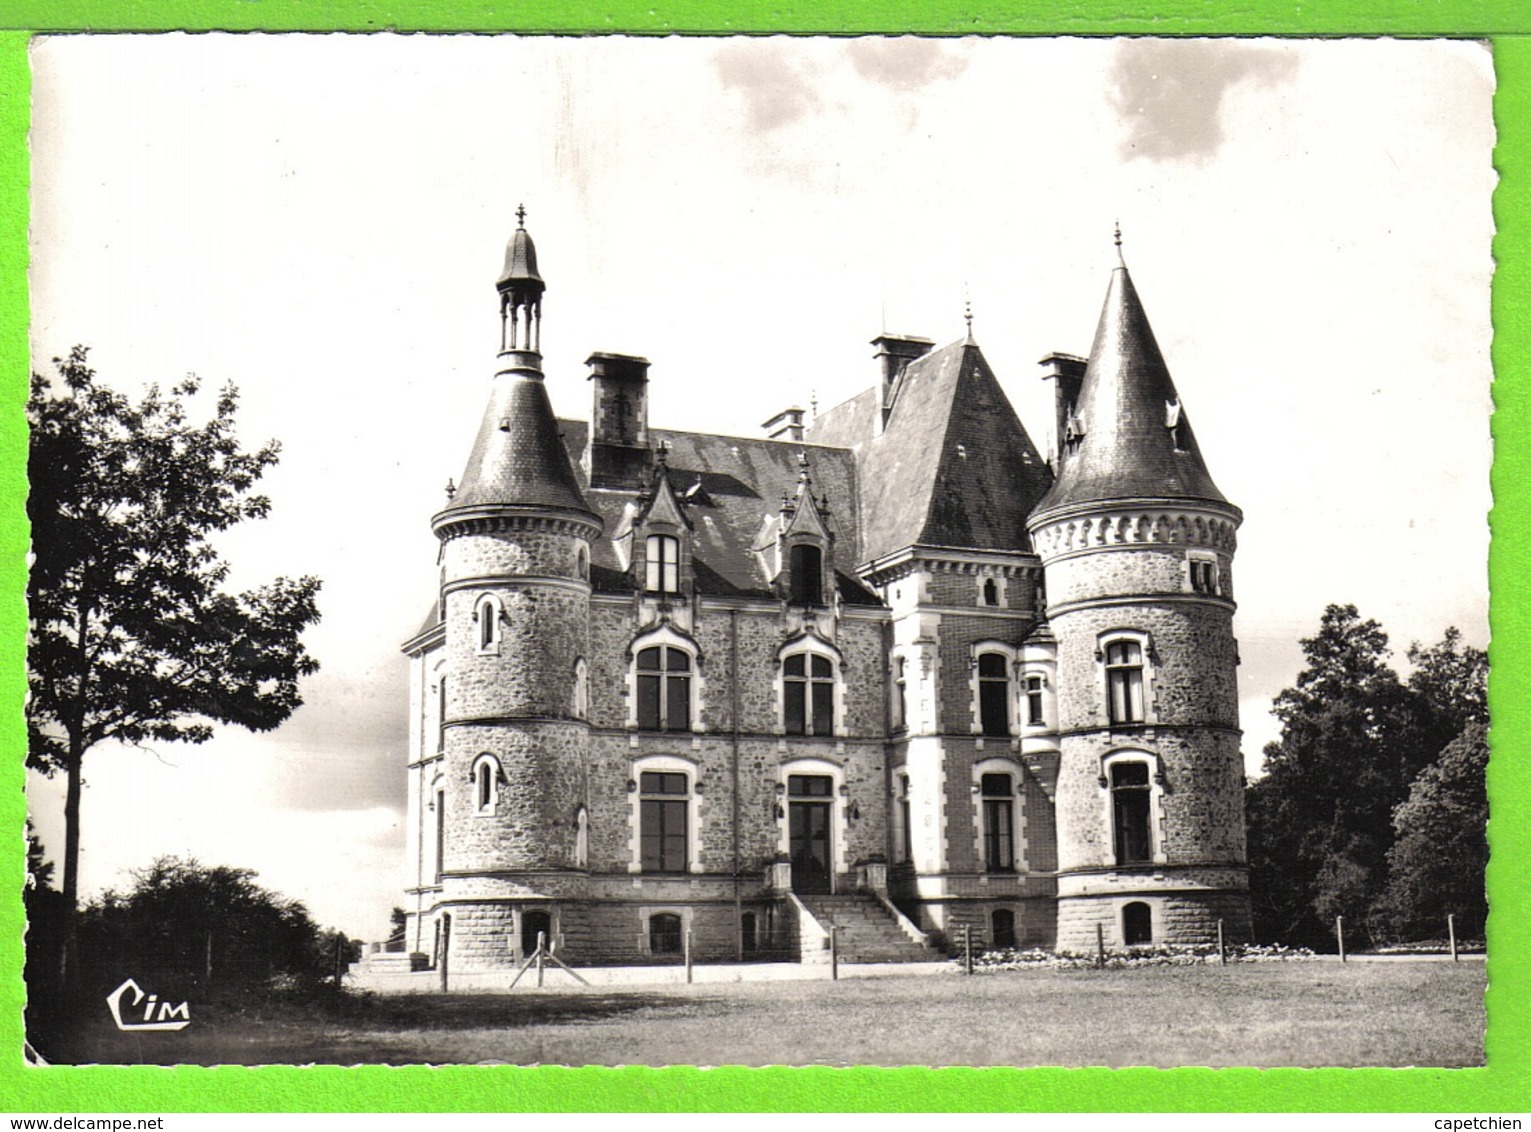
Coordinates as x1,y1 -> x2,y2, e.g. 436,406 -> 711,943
25,35 -> 1495,940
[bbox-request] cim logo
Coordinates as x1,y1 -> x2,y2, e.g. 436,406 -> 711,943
105,978 -> 191,1032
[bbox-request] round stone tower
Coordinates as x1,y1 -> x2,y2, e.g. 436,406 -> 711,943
1027,242 -> 1251,950
429,208 -> 601,965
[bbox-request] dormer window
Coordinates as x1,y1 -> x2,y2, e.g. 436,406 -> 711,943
788,543 -> 824,606
645,534 -> 680,594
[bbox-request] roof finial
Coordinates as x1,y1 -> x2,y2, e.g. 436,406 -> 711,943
516,203 -> 527,228
963,286 -> 974,343
1114,220 -> 1125,267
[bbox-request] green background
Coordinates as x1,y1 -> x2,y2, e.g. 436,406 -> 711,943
0,2 -> 1526,1113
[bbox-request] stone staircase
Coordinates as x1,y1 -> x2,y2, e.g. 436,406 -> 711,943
797,894 -> 933,963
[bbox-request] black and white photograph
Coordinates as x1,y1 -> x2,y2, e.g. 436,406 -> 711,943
23,34 -> 1493,1068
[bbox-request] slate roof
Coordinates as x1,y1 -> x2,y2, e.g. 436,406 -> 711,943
557,420 -> 882,604
811,339 -> 1053,563
497,224 -> 543,289
443,371 -> 595,517
1034,265 -> 1227,516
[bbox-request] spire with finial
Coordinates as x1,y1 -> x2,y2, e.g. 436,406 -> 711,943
963,294 -> 975,343
497,203 -> 545,358
1114,220 -> 1125,267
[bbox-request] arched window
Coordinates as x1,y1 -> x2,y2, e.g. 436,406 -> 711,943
892,656 -> 908,731
472,754 -> 502,815
475,595 -> 501,652
1111,761 -> 1153,864
649,912 -> 683,955
784,652 -> 834,735
978,652 -> 1011,737
639,771 -> 691,873
576,546 -> 590,581
1123,901 -> 1153,945
789,543 -> 824,606
573,657 -> 589,720
1105,639 -> 1146,724
1023,674 -> 1046,727
645,534 -> 680,594
522,909 -> 552,956
981,773 -> 1016,872
981,577 -> 999,607
637,645 -> 691,731
991,908 -> 1017,949
574,805 -> 589,869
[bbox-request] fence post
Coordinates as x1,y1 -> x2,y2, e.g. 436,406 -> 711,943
536,930 -> 546,988
685,928 -> 693,984
963,925 -> 973,976
1448,913 -> 1458,962
1217,919 -> 1226,966
830,926 -> 839,981
1096,922 -> 1106,969
1336,916 -> 1346,963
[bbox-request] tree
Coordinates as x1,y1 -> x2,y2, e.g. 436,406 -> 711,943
1246,606 -> 1488,948
1247,606 -> 1427,946
26,348 -> 322,982
77,856 -> 335,994
1375,722 -> 1489,940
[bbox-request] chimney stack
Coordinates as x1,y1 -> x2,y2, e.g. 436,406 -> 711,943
871,334 -> 934,430
762,407 -> 807,443
585,352 -> 652,488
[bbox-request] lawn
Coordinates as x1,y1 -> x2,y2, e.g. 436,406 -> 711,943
39,961 -> 1485,1068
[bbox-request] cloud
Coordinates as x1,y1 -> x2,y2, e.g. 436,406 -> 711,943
1109,39 -> 1298,164
846,37 -> 967,93
713,42 -> 820,133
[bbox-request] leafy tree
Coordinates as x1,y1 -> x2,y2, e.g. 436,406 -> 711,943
26,348 -> 322,980
1375,722 -> 1489,940
77,856 -> 335,995
1247,606 -> 1488,948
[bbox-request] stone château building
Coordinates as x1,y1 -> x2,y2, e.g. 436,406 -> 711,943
399,211 -> 1251,970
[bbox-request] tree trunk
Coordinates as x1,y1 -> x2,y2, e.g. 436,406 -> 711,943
58,746 -> 83,995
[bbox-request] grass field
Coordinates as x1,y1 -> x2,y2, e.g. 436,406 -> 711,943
42,960 -> 1485,1068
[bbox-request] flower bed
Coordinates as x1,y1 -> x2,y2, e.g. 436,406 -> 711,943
957,941 -> 1317,971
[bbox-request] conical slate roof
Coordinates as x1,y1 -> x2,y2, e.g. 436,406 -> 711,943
1034,264 -> 1227,516
442,369 -> 593,517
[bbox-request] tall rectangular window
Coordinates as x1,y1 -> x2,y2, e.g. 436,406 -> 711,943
437,676 -> 448,753
640,771 -> 690,873
1024,674 -> 1045,726
1105,640 -> 1145,724
1111,762 -> 1152,864
978,653 -> 1010,737
636,645 -> 691,731
981,773 -> 1015,872
784,653 -> 834,736
899,776 -> 913,864
892,657 -> 907,731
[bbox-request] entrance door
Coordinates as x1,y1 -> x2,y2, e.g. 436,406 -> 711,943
788,775 -> 834,894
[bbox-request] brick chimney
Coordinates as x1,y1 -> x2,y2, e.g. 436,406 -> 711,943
586,352 -> 651,488
872,334 -> 934,431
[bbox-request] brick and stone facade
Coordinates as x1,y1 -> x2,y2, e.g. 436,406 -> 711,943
398,216 -> 1253,969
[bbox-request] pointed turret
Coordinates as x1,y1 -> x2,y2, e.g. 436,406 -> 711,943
1034,250 -> 1227,518
435,209 -> 597,533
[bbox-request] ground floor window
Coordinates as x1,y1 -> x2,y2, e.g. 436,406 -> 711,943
649,912 -> 683,955
1123,901 -> 1152,945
